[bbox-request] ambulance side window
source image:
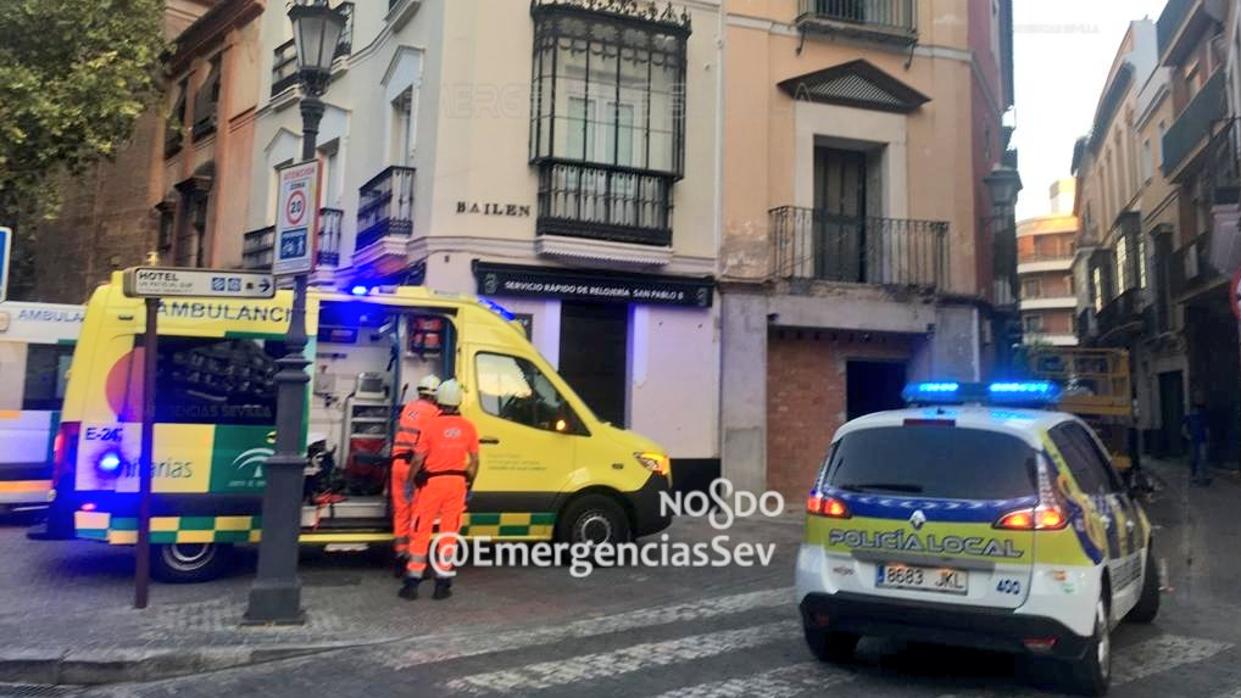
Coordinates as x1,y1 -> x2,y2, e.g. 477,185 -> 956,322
138,336 -> 282,426
21,344 -> 75,410
475,353 -> 584,435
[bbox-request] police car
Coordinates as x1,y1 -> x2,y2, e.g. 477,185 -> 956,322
795,381 -> 1159,696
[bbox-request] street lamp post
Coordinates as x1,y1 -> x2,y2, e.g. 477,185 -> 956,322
245,0 -> 346,625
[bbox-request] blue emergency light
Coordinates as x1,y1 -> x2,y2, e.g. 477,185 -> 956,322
478,297 -> 516,322
349,285 -> 370,297
902,381 -> 1061,407
96,451 -> 123,475
988,381 -> 1061,404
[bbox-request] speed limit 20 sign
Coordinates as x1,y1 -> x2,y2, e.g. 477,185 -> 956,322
274,160 -> 321,276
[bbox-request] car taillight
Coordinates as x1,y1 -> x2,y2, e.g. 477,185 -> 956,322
52,421 -> 80,485
807,493 -> 850,519
995,504 -> 1067,531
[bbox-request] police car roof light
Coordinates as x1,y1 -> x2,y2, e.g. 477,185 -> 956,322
901,381 -> 963,404
987,381 -> 1061,405
349,285 -> 370,297
902,380 -> 1062,408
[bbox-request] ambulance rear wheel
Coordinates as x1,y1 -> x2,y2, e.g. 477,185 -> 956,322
556,495 -> 631,546
152,543 -> 233,583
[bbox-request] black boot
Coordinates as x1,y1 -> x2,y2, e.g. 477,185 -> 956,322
432,579 -> 453,600
398,578 -> 420,600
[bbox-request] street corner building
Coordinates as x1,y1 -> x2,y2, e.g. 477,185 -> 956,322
717,0 -> 1021,498
241,0 -> 724,487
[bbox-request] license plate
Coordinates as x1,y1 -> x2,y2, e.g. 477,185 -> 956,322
876,563 -> 968,595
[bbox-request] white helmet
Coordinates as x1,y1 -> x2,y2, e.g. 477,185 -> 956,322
417,374 -> 442,397
436,379 -> 463,408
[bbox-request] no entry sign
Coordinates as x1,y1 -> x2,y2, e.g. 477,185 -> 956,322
274,160 -> 321,276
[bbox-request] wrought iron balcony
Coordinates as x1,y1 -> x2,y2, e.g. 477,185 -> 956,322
770,207 -> 948,290
796,0 -> 918,44
1161,68 -> 1225,178
536,161 -> 674,247
1156,0 -> 1212,63
271,40 -> 298,96
1168,231 -> 1220,300
356,166 -> 416,253
242,226 -> 275,271
270,5 -> 353,97
241,208 -> 344,271
317,207 -> 343,268
1096,287 -> 1146,339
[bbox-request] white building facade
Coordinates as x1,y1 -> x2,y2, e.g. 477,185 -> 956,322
244,0 -> 723,481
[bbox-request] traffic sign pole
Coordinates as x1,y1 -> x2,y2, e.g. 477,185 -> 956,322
120,266 -> 276,611
0,226 -> 12,302
135,297 -> 158,610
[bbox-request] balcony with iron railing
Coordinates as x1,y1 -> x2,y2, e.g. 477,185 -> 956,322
1096,287 -> 1146,339
269,4 -> 353,97
241,208 -> 344,271
1156,0 -> 1212,63
1168,230 -> 1221,301
796,0 -> 917,44
535,161 -> 674,247
770,207 -> 948,290
355,166 -> 416,254
1161,68 -> 1226,178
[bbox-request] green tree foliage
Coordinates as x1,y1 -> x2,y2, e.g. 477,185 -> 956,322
0,0 -> 166,296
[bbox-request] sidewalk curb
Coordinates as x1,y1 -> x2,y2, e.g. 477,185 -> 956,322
0,645 -> 341,686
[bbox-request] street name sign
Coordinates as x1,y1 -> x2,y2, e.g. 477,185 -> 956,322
0,226 -> 11,302
122,267 -> 276,299
274,160 -> 322,276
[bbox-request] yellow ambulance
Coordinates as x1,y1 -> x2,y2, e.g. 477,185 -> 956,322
44,273 -> 672,581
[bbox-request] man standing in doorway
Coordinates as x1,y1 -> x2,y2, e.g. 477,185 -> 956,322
391,375 -> 441,576
400,379 -> 479,601
1183,391 -> 1212,486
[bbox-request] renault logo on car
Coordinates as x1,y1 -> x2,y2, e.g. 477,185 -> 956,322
909,510 -> 927,530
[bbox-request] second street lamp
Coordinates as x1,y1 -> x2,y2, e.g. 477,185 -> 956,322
244,0 -> 346,625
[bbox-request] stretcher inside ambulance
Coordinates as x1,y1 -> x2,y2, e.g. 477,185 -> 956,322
42,278 -> 672,582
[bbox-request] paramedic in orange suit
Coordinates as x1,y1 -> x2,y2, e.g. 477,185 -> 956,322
399,379 -> 478,601
390,374 -> 441,576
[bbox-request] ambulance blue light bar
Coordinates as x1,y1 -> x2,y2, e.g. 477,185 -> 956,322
478,297 -> 516,322
903,381 -> 1061,407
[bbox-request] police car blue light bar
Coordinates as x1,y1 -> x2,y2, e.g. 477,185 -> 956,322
988,381 -> 1061,404
903,381 -> 1061,407
901,381 -> 963,404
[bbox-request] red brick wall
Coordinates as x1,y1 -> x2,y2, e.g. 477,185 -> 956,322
766,329 -> 912,499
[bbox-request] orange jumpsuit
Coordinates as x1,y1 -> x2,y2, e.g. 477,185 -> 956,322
391,397 -> 439,555
406,413 -> 478,579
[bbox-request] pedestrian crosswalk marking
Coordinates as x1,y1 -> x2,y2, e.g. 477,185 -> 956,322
651,662 -> 853,698
385,587 -> 792,670
934,634 -> 1234,697
1112,634 -> 1232,687
443,620 -> 798,694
